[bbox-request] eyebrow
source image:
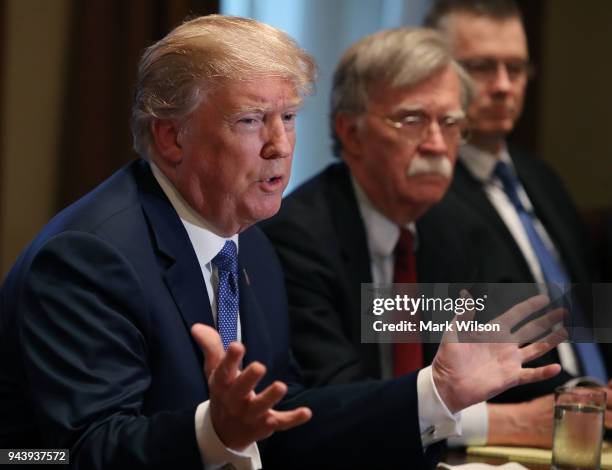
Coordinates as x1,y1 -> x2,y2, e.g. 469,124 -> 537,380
390,104 -> 425,113
389,104 -> 465,119
445,110 -> 466,119
226,99 -> 303,118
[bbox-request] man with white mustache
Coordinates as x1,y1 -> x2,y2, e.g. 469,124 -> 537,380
407,155 -> 453,179
262,26 -> 564,448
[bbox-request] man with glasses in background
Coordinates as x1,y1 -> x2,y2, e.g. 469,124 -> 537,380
424,0 -> 610,442
424,0 -> 597,307
263,25 -> 579,449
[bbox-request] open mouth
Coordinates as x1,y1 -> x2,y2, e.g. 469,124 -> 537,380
263,176 -> 282,183
258,175 -> 284,192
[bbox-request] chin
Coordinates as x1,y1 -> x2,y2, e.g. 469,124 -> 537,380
480,118 -> 517,134
409,178 -> 450,195
248,199 -> 283,224
405,188 -> 447,208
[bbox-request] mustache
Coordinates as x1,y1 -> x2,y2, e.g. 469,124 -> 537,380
406,155 -> 453,178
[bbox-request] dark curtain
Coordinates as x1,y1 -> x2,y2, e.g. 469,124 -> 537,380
513,0 -> 610,279
510,0 -> 545,155
57,0 -> 218,210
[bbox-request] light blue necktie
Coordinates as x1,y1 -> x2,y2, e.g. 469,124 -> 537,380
212,241 -> 239,351
494,161 -> 607,383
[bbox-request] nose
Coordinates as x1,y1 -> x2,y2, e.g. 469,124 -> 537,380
261,116 -> 293,160
419,119 -> 449,156
490,63 -> 512,94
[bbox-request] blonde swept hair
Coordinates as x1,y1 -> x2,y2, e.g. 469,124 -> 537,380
131,14 -> 317,159
330,27 -> 474,156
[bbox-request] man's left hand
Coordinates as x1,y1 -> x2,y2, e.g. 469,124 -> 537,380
191,324 -> 312,450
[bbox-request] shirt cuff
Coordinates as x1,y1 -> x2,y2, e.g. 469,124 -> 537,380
195,401 -> 262,470
446,401 -> 488,447
417,365 -> 462,447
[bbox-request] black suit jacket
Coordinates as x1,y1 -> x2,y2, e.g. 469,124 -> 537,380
0,160 -> 436,469
450,150 -> 605,381
262,162 -> 572,402
450,151 -> 594,285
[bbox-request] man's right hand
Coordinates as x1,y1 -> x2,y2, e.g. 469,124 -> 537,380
432,294 -> 568,414
487,383 -> 612,448
191,324 -> 312,450
487,396 -> 555,448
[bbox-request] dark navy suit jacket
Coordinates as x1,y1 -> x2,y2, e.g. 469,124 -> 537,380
0,160 -> 433,469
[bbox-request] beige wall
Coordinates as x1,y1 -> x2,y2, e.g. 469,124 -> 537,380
0,0 -> 71,275
539,0 -> 612,210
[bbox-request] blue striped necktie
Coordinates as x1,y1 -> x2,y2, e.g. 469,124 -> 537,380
212,241 -> 239,351
494,161 -> 606,382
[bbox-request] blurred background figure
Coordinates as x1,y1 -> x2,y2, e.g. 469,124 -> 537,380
426,0 -> 608,382
426,0 -> 594,288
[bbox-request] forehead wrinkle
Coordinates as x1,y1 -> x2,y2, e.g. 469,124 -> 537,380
225,96 -> 303,117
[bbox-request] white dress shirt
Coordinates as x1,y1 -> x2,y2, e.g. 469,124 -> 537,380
352,178 -> 468,447
151,163 -> 261,470
459,144 -> 579,377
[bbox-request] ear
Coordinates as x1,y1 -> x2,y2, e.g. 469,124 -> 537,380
334,112 -> 363,160
150,119 -> 183,164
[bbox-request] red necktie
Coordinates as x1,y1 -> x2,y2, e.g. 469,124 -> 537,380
393,228 -> 423,376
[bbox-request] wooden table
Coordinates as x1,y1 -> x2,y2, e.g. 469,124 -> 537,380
442,449 -> 550,469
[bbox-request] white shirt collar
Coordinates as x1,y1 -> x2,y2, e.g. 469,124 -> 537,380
459,142 -> 514,182
149,162 -> 238,271
350,176 -> 417,260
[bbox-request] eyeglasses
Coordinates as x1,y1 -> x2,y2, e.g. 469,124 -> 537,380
371,110 -> 468,144
459,58 -> 534,82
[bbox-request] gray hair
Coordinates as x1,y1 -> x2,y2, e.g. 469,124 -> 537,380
131,14 -> 317,160
330,27 -> 474,157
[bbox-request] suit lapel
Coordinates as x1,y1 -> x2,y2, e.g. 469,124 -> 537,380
238,242 -> 273,369
134,162 -> 215,337
328,164 -> 373,289
513,154 -> 581,279
452,159 -> 533,280
327,164 -> 380,376
453,161 -> 515,242
514,154 -> 558,229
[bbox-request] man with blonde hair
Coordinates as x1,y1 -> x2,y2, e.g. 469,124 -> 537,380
1,15 -> 564,469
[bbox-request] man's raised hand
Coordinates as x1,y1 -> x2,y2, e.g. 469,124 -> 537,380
432,294 -> 568,414
191,324 -> 311,450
